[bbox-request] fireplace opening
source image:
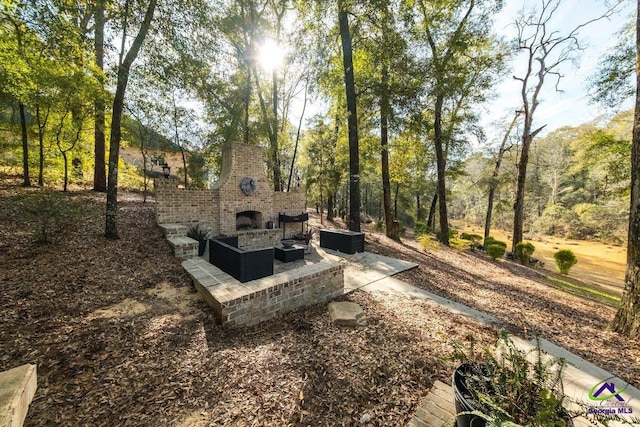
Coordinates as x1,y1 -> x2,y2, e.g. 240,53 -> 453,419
236,211 -> 263,230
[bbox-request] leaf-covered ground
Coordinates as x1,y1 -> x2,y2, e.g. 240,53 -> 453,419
1,182 -> 638,426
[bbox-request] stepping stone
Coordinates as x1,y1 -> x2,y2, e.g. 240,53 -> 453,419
0,364 -> 37,427
328,302 -> 367,327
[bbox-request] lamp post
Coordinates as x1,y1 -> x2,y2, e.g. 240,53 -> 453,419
162,163 -> 171,178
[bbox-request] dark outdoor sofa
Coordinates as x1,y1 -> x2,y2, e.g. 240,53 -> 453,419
209,237 -> 274,283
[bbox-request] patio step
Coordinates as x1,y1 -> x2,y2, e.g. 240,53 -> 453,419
159,223 -> 188,238
167,236 -> 198,259
0,364 -> 37,427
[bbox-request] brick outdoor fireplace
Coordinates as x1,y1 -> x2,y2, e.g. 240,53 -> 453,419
155,143 -> 305,249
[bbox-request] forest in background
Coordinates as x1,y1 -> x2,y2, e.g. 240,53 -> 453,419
450,110 -> 632,245
1,0 -> 633,244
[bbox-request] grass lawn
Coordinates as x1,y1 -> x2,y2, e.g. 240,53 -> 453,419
455,223 -> 626,296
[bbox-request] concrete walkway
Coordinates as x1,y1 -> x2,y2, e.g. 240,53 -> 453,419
316,247 -> 419,293
328,250 -> 640,427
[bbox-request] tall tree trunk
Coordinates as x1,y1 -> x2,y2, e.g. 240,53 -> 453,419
62,151 -> 69,192
105,0 -> 157,240
272,67 -> 280,190
36,105 -> 48,187
611,0 -> 640,339
513,132 -> 531,249
19,102 -> 30,187
380,67 -> 396,239
93,0 -> 107,192
485,110 -> 519,240
253,66 -> 281,190
416,194 -> 421,221
141,150 -> 148,203
270,22 -> 282,192
257,66 -> 282,191
427,193 -> 437,230
287,78 -> 308,191
512,125 -> 546,250
327,193 -> 335,221
433,94 -> 449,245
172,91 -> 188,188
319,180 -> 324,225
394,183 -> 399,219
338,2 -> 360,232
243,66 -> 251,145
181,148 -> 188,188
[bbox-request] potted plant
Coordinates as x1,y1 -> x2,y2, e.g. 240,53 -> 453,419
187,224 -> 208,256
451,332 -> 573,427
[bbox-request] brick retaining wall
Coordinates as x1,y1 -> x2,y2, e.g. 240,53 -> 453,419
183,258 -> 344,328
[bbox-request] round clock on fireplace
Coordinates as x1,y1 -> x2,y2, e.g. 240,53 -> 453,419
240,176 -> 258,195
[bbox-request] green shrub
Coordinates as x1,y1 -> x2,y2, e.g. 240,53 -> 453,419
484,236 -> 506,248
515,242 -> 536,264
414,221 -> 429,236
418,234 -> 440,250
17,191 -> 93,244
457,233 -> 483,251
450,238 -> 473,251
486,243 -> 506,260
554,250 -> 578,275
460,233 -> 482,243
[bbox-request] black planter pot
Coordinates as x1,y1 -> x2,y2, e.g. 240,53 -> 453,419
452,363 -> 574,427
198,240 -> 206,257
452,363 -> 487,427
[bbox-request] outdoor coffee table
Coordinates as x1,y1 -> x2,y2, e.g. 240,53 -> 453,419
274,245 -> 305,263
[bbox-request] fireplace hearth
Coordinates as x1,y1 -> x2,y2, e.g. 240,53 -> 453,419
236,211 -> 262,230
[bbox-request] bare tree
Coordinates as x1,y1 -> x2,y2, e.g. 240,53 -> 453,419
511,0 -> 623,251
484,109 -> 520,240
54,109 -> 86,192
